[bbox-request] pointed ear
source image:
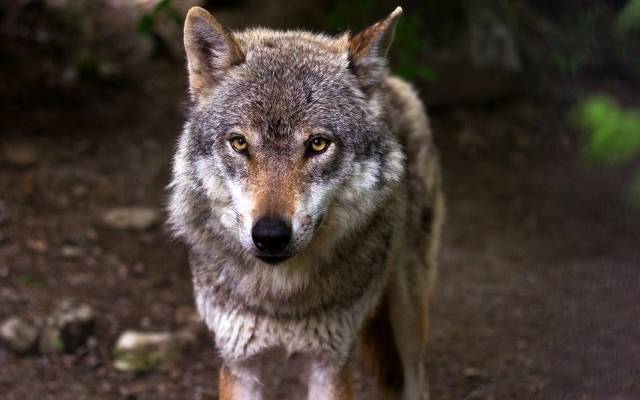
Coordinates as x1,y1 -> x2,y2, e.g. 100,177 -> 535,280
348,7 -> 402,89
183,7 -> 244,102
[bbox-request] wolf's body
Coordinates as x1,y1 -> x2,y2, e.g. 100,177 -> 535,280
168,6 -> 444,400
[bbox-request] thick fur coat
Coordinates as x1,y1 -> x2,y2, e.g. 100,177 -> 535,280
168,6 -> 444,400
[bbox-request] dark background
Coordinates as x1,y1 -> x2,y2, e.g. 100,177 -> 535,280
1,0 -> 639,398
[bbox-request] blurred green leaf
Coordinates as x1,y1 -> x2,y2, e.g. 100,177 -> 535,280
394,62 -> 438,82
154,0 -> 173,13
76,52 -> 100,80
325,0 -> 376,30
551,10 -> 604,75
415,65 -> 438,81
574,95 -> 640,164
617,0 -> 640,35
137,0 -> 182,37
392,15 -> 437,82
138,14 -> 155,34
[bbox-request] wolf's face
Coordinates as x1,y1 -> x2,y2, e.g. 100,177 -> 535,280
175,8 -> 404,265
190,38 -> 378,264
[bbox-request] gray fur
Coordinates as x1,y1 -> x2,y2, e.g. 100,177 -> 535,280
168,7 -> 443,399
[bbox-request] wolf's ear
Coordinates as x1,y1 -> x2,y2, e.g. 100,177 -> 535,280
348,7 -> 402,89
184,7 -> 244,102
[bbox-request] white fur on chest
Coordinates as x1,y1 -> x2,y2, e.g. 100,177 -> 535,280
195,288 -> 380,363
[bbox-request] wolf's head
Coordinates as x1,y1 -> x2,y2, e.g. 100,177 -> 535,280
170,7 -> 404,267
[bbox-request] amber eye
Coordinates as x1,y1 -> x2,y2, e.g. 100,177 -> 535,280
307,137 -> 330,155
230,136 -> 248,152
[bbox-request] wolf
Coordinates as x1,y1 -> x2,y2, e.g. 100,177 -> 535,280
168,5 -> 444,400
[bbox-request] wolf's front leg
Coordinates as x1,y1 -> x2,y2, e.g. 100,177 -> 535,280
218,364 -> 264,400
307,361 -> 354,400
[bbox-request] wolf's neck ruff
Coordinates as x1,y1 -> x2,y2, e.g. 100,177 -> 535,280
189,190 -> 403,321
187,190 -> 403,363
196,277 -> 385,362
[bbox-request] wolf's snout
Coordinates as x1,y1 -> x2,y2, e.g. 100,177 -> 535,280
252,217 -> 291,255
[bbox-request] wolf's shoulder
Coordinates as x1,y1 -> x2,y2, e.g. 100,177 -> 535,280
384,76 -> 433,148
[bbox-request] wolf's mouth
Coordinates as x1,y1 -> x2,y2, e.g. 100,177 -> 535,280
256,255 -> 291,265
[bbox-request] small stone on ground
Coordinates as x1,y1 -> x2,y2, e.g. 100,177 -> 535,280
1,141 -> 39,166
112,329 -> 197,372
0,317 -> 39,354
102,207 -> 160,230
39,301 -> 95,354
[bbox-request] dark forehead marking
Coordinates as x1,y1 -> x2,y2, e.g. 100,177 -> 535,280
232,58 -> 341,138
265,115 -> 288,140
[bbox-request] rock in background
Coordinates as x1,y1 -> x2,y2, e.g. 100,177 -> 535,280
0,300 -> 95,356
0,317 -> 39,354
39,300 -> 95,354
102,207 -> 160,231
112,328 -> 197,372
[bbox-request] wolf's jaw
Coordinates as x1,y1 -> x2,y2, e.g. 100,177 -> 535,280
256,255 -> 292,265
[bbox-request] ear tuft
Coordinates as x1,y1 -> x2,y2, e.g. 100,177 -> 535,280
390,6 -> 403,18
184,7 -> 244,102
348,7 -> 403,89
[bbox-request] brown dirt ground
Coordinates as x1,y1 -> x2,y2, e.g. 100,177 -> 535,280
1,53 -> 639,400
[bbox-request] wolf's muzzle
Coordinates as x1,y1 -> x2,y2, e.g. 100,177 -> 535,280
252,217 -> 291,256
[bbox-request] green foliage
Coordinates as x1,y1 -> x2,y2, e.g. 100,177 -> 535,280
393,15 -> 437,82
549,1 -> 640,77
137,0 -> 182,35
551,10 -> 604,75
138,14 -> 155,35
76,52 -> 101,80
574,95 -> 640,207
325,0 -> 377,31
616,0 -> 640,35
573,95 -> 640,164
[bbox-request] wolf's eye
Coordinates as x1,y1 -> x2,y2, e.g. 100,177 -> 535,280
230,136 -> 248,152
307,137 -> 330,155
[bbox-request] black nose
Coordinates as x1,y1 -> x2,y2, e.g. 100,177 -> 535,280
252,217 -> 291,254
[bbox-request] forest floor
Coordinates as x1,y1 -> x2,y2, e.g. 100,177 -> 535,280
1,55 -> 640,400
